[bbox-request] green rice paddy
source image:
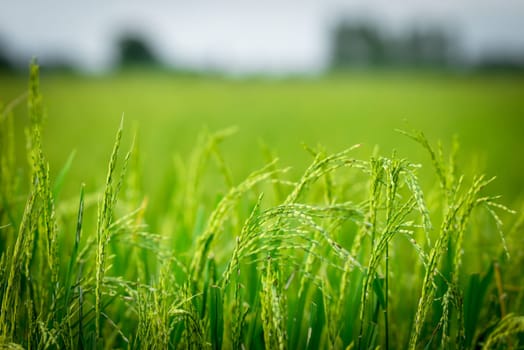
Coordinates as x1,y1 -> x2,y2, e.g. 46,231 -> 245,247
1,64 -> 523,348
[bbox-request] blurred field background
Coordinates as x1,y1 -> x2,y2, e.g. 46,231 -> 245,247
2,2 -> 524,211
1,70 -> 523,212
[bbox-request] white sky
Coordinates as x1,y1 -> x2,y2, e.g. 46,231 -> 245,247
1,0 -> 524,74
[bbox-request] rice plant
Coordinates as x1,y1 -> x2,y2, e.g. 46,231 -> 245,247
0,62 -> 522,349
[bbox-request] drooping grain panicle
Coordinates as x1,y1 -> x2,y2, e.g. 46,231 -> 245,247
0,188 -> 36,342
357,156 -> 418,349
482,314 -> 524,349
181,127 -> 237,230
1,62 -> 62,346
397,129 -> 453,199
94,115 -> 131,343
405,132 -> 512,350
284,144 -> 363,205
260,257 -> 287,350
222,193 -> 264,288
189,159 -> 287,284
286,145 -> 364,300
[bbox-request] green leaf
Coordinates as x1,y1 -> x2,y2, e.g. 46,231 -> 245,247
464,263 -> 494,347
53,149 -> 76,200
209,284 -> 224,350
372,276 -> 386,309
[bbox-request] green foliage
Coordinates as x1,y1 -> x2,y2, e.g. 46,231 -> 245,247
0,63 -> 523,349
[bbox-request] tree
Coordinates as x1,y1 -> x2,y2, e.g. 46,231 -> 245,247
117,34 -> 159,67
331,21 -> 387,68
0,39 -> 13,72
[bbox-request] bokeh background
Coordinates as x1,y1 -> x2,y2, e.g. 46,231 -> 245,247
1,0 -> 523,208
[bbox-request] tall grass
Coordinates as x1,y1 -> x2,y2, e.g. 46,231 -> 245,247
0,63 -> 523,349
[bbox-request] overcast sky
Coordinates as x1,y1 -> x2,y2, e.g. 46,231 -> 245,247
1,0 -> 524,74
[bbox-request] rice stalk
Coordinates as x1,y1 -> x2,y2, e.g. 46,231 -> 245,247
95,116 -> 131,343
